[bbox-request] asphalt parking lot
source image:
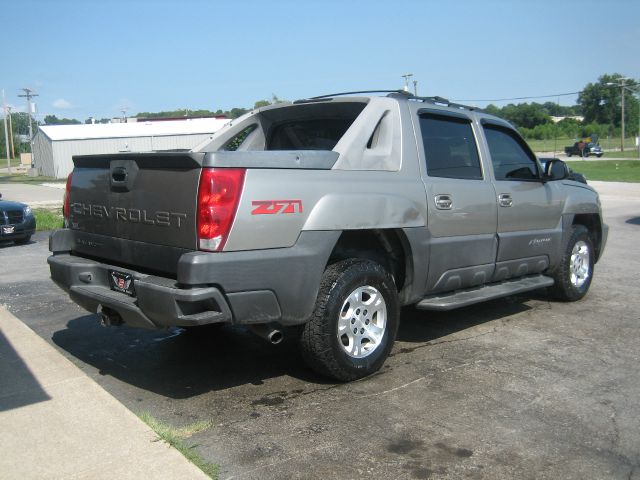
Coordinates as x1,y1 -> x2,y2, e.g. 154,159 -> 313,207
1,181 -> 639,480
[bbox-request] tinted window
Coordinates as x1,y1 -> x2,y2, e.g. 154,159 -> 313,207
223,124 -> 257,151
483,126 -> 539,180
267,118 -> 354,150
419,114 -> 482,180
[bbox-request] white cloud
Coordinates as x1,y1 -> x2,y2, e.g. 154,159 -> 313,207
52,98 -> 73,109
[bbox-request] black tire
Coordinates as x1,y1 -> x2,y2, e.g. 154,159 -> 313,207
300,259 -> 399,381
566,152 -> 572,157
14,236 -> 31,245
550,225 -> 594,301
597,154 -> 603,158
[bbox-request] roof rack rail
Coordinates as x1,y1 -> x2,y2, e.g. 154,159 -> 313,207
293,90 -> 405,104
294,90 -> 481,112
387,91 -> 480,111
309,90 -> 405,99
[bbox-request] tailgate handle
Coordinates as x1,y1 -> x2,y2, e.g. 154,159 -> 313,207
112,167 -> 127,183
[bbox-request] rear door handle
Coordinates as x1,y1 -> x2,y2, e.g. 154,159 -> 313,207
498,193 -> 513,207
434,194 -> 453,210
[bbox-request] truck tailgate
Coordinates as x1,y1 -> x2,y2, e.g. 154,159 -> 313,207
69,153 -> 204,251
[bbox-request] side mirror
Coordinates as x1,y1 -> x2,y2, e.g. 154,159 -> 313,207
543,159 -> 569,181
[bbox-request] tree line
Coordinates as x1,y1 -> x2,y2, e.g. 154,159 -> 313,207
484,73 -> 638,141
2,76 -> 638,158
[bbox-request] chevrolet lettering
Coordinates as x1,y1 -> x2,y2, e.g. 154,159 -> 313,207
71,203 -> 187,228
48,91 -> 608,382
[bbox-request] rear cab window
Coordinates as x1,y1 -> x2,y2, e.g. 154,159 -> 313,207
198,100 -> 368,153
267,118 -> 356,150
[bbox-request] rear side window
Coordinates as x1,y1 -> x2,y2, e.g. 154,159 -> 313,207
483,125 -> 539,180
223,124 -> 257,151
419,114 -> 482,180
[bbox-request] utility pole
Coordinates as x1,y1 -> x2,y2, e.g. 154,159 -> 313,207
413,80 -> 418,96
18,88 -> 38,167
606,78 -> 629,152
7,105 -> 15,160
621,79 -> 625,152
2,89 -> 10,173
401,73 -> 413,93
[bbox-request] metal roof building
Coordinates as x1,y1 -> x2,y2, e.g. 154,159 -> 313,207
33,118 -> 229,178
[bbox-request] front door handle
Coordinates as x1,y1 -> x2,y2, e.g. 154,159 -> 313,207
498,193 -> 513,207
435,194 -> 453,210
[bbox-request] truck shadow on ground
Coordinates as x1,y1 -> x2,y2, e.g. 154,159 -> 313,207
51,295 -> 535,399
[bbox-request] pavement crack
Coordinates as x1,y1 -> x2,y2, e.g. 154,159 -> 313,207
394,328 -> 496,356
361,376 -> 427,398
227,443 -> 335,479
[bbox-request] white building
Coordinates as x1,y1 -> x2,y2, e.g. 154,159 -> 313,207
33,118 -> 229,178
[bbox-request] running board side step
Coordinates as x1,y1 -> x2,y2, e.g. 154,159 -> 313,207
416,275 -> 555,311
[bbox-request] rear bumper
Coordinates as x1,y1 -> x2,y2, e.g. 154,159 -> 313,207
48,229 -> 339,329
48,253 -> 234,329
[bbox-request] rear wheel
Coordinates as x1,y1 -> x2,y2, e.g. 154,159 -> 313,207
300,259 -> 399,381
550,225 -> 594,301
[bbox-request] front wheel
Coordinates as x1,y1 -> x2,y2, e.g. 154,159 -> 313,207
550,225 -> 594,301
300,259 -> 399,381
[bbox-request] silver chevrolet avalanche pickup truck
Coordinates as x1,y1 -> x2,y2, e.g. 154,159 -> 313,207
48,91 -> 608,381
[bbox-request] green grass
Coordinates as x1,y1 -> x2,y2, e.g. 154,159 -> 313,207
526,137 -> 572,153
34,208 -> 64,231
138,411 -> 218,479
0,173 -> 64,184
1,157 -> 22,168
566,160 -> 640,182
601,149 -> 640,159
526,136 -> 638,153
0,157 -> 32,168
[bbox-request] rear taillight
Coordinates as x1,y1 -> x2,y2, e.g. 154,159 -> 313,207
197,168 -> 246,251
63,172 -> 72,226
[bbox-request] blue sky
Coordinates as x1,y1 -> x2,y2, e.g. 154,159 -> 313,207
2,0 -> 639,121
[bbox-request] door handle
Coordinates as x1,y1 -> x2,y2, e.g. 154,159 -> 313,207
498,193 -> 513,207
435,194 -> 453,210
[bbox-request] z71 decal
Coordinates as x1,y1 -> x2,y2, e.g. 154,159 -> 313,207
251,200 -> 303,215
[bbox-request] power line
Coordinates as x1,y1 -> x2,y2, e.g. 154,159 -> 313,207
453,90 -> 583,103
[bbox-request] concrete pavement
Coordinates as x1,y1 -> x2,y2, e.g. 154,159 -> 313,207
0,183 -> 64,208
0,305 -> 209,479
0,181 -> 638,479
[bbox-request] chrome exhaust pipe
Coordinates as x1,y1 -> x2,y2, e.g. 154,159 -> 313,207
250,324 -> 284,345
